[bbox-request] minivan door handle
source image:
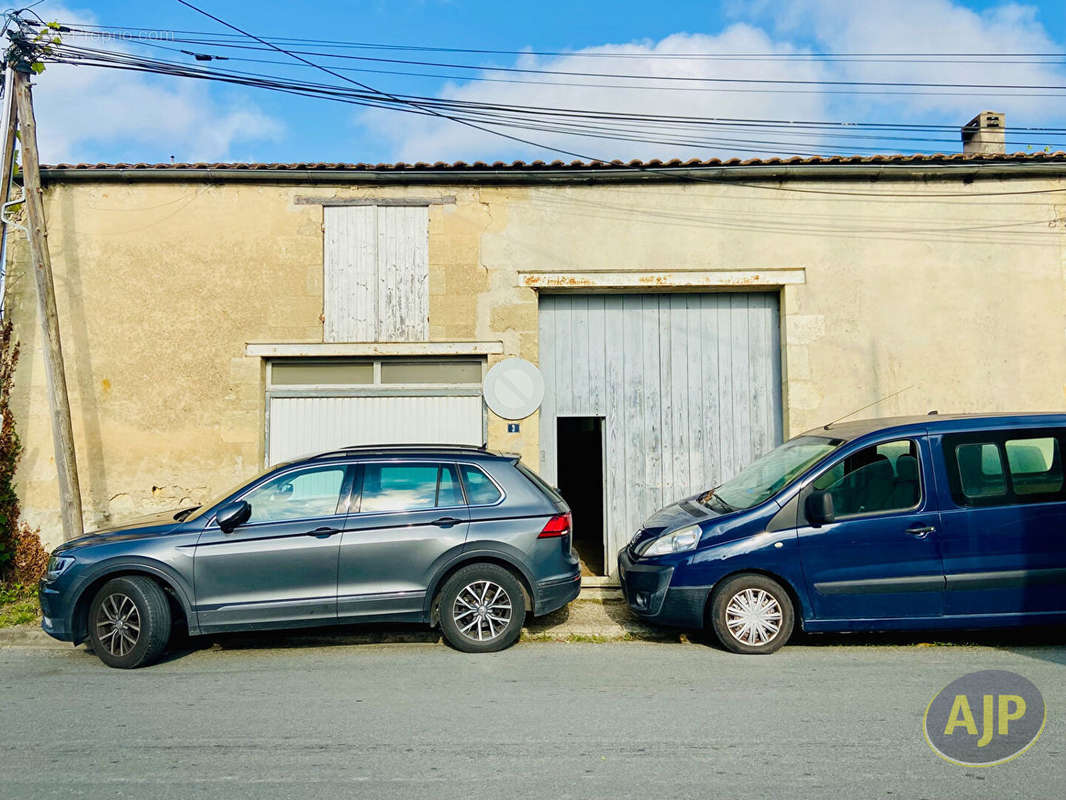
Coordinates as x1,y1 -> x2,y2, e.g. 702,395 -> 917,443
431,517 -> 463,528
905,525 -> 935,538
307,526 -> 340,537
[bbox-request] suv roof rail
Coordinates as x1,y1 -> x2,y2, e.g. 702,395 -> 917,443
309,443 -> 491,459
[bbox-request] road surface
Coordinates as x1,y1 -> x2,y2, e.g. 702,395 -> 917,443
1,634 -> 1063,799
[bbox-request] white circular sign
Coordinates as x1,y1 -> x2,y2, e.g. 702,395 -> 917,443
483,358 -> 544,420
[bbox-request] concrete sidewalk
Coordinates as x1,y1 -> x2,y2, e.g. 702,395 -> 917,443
0,592 -> 682,651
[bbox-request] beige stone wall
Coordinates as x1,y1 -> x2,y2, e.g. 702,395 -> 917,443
7,175 -> 1065,548
8,183 -> 324,546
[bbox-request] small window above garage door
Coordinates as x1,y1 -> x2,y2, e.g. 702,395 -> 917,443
269,359 -> 483,388
266,358 -> 485,465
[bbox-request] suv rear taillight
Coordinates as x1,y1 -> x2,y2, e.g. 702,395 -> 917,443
538,513 -> 572,538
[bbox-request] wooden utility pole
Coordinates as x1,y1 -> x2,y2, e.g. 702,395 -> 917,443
11,65 -> 83,540
0,66 -> 17,232
0,65 -> 18,311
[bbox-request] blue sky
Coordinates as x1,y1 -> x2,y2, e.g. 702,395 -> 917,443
32,0 -> 1066,164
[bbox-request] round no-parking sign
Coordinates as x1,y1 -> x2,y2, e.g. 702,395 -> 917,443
483,358 -> 544,420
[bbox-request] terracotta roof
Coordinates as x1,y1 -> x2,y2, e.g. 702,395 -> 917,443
39,151 -> 1066,172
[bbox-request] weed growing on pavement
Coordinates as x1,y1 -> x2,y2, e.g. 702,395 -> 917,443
0,582 -> 39,627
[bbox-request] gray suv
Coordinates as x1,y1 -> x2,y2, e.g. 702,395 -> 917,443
39,445 -> 581,668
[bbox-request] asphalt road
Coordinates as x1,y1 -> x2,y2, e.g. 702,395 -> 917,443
1,635 -> 1063,800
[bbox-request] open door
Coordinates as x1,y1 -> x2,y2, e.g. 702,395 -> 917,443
556,417 -> 606,576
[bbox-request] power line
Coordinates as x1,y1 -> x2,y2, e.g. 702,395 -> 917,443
46,42 -> 1066,153
52,23 -> 1066,64
43,42 -> 1066,137
168,0 -> 626,167
30,12 -> 1066,200
82,40 -> 1066,103
52,30 -> 1066,92
44,44 -> 1066,171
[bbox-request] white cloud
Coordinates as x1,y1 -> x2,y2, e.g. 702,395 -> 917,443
770,0 -> 1066,123
360,24 -> 834,163
29,6 -> 284,163
361,0 -> 1066,163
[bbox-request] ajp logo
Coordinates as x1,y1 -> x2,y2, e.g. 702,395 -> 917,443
924,670 -> 1046,766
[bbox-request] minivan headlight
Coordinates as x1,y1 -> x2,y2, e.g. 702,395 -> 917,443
45,555 -> 75,580
640,525 -> 701,557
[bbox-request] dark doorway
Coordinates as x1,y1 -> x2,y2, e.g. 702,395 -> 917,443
556,417 -> 605,576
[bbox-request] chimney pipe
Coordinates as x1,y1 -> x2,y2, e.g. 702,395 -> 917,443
961,111 -> 1005,155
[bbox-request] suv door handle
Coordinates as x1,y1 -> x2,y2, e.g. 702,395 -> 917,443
905,525 -> 935,538
432,517 -> 463,528
307,526 -> 340,537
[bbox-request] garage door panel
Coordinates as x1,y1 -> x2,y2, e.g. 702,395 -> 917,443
539,292 -> 782,573
269,396 -> 483,465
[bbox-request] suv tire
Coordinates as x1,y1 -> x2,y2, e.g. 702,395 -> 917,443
439,564 -> 525,653
88,576 -> 171,669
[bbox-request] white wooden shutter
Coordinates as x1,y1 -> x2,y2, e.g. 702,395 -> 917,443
323,205 -> 429,342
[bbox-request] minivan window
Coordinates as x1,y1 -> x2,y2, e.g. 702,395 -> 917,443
956,443 -> 1007,500
944,429 -> 1066,506
460,464 -> 503,505
710,435 -> 844,511
812,439 -> 921,518
1006,438 -> 1063,495
244,466 -> 347,523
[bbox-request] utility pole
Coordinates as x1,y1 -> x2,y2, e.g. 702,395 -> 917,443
11,64 -> 83,540
0,65 -> 17,317
0,66 -> 17,243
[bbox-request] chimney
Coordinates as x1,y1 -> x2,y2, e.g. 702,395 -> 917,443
961,111 -> 1005,155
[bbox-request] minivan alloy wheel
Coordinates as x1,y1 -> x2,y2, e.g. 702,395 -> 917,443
725,588 -> 782,646
95,592 -> 141,657
453,580 -> 513,641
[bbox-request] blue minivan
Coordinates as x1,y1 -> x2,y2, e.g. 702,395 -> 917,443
619,413 -> 1066,654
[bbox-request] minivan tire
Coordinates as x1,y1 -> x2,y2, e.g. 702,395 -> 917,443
88,576 -> 171,669
710,573 -> 794,655
438,564 -> 526,653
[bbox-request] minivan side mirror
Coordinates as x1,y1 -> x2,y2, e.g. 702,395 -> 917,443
216,500 -> 251,533
805,491 -> 835,528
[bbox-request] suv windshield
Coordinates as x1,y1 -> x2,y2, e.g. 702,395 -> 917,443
706,435 -> 845,511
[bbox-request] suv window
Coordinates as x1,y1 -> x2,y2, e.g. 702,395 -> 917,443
459,464 -> 503,505
945,430 -> 1065,506
243,466 -> 347,523
437,464 -> 464,507
811,439 -> 921,518
516,462 -> 564,503
359,463 -> 462,513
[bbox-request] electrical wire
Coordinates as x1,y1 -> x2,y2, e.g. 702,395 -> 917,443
49,26 -> 1066,93
45,43 -> 1066,154
52,22 -> 1066,64
19,11 -> 1066,201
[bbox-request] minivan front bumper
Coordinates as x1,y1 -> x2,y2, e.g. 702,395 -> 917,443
617,548 -> 707,629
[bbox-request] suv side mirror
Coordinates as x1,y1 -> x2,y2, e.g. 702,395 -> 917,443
805,491 -> 835,528
216,500 -> 251,533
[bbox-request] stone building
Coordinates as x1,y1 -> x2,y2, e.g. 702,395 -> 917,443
8,135 -> 1066,575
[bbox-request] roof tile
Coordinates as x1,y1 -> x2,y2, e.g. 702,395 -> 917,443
40,151 -> 1066,173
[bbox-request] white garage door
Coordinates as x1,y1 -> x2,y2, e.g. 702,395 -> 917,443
268,396 -> 484,465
